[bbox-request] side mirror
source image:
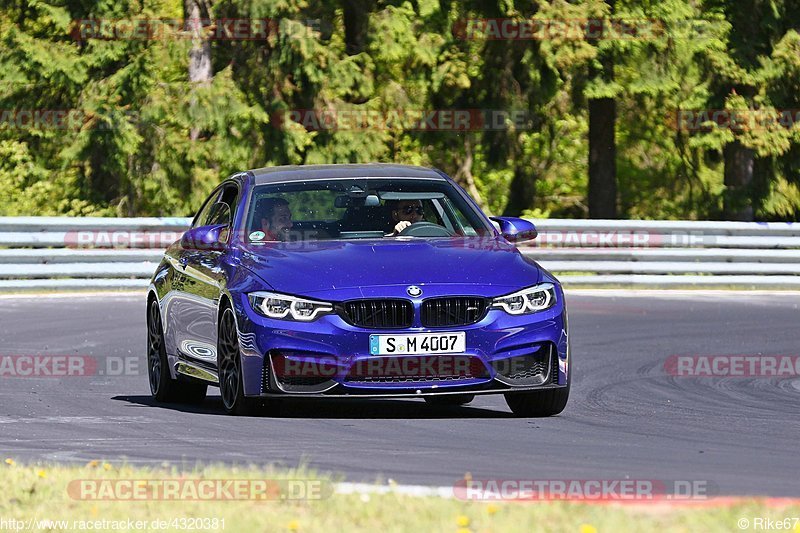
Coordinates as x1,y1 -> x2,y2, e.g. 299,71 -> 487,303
489,217 -> 538,242
180,224 -> 228,252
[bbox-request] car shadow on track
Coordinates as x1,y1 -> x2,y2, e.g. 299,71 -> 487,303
112,395 -> 515,419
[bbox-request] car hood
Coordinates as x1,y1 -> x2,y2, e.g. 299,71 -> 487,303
236,237 -> 542,298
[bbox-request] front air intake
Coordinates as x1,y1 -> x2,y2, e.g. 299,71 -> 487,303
491,343 -> 553,386
421,297 -> 488,327
339,299 -> 413,328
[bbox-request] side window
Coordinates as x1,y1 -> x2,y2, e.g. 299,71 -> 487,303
192,183 -> 239,228
441,197 -> 477,235
218,183 -> 239,215
192,189 -> 221,228
429,199 -> 454,232
207,203 -> 232,226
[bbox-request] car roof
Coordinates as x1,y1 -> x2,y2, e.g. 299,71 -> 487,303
247,163 -> 447,185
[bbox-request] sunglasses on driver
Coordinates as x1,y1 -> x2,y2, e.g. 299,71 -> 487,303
398,205 -> 424,215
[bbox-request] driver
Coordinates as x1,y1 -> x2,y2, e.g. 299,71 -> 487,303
257,197 -> 293,241
387,199 -> 424,236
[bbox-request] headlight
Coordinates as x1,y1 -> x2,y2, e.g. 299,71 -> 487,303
491,283 -> 557,315
248,291 -> 333,321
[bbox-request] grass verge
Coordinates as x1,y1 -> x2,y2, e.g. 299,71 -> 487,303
2,461 -> 799,532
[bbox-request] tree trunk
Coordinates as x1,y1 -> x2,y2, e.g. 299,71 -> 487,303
723,140 -> 755,220
342,0 -> 372,55
588,97 -> 617,218
452,138 -> 487,212
503,167 -> 537,216
185,0 -> 213,141
587,1 -> 617,219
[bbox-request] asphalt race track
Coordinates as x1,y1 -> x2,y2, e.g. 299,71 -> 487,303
1,291 -> 798,496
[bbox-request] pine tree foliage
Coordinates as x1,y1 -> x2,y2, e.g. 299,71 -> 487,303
1,0 -> 799,220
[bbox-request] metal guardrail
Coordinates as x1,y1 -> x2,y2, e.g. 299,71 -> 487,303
521,219 -> 800,287
0,217 -> 798,290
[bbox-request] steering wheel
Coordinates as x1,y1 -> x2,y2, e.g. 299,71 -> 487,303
398,221 -> 454,237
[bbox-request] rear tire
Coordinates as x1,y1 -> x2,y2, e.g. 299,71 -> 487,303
147,298 -> 207,404
424,394 -> 475,406
504,381 -> 570,417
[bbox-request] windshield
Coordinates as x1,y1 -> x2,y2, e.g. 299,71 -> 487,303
245,178 -> 492,242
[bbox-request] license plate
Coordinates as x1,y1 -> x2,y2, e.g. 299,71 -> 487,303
369,332 -> 466,355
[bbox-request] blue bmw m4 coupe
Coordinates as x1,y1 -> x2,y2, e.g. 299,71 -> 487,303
147,164 -> 570,416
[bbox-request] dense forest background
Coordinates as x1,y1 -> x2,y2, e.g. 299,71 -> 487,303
1,0 -> 799,220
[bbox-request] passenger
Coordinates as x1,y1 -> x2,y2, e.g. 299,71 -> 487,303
257,197 -> 293,241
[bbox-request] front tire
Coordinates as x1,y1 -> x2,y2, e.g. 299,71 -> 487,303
147,298 -> 207,404
504,381 -> 570,417
218,307 -> 261,415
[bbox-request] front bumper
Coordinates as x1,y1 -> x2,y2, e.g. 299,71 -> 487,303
233,288 -> 569,398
